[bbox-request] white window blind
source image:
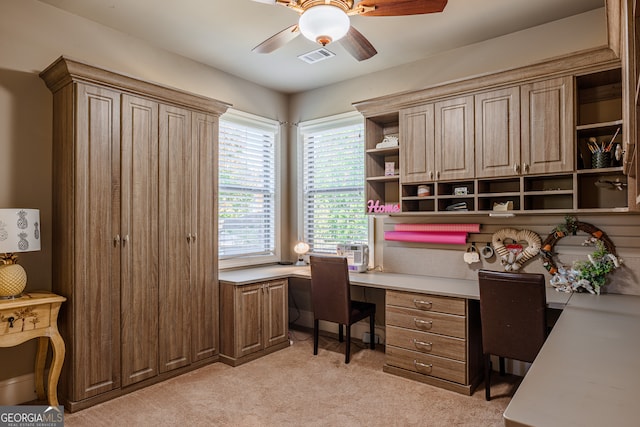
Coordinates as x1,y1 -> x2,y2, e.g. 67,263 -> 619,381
300,113 -> 367,253
219,110 -> 279,262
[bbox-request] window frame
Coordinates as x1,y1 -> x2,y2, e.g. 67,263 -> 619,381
297,111 -> 371,258
218,108 -> 282,269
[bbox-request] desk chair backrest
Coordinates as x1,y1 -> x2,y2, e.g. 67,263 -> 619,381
309,255 -> 351,326
478,269 -> 547,363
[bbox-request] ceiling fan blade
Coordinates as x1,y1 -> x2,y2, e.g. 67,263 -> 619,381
357,0 -> 448,17
340,26 -> 377,61
252,24 -> 300,54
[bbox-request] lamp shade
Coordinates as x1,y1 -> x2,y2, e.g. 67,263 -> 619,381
293,241 -> 310,256
0,209 -> 41,254
298,5 -> 350,46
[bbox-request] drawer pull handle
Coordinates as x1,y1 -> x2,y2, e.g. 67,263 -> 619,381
413,339 -> 433,351
413,360 -> 433,371
7,316 -> 15,328
414,318 -> 433,329
413,299 -> 432,309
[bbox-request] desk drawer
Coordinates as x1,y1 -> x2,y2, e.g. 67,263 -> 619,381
386,325 -> 466,361
386,345 -> 466,384
0,304 -> 51,336
387,290 -> 466,316
386,305 -> 466,339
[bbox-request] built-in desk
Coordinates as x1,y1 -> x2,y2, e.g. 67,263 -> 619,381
503,293 -> 640,427
221,265 -> 638,425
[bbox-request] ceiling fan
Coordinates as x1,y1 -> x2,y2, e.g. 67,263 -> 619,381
251,0 -> 448,61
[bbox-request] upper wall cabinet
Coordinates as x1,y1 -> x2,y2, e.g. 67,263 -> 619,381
520,76 -> 574,175
355,47 -> 636,215
475,87 -> 521,178
400,96 -> 474,184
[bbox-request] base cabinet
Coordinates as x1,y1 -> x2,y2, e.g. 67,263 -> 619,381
383,290 -> 483,395
220,279 -> 289,366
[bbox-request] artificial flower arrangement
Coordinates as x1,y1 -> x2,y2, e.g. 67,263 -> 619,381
542,216 -> 623,294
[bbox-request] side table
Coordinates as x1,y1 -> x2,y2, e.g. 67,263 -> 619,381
0,291 -> 66,407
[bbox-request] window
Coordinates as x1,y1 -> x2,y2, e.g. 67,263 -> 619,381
299,112 -> 368,253
219,109 -> 280,267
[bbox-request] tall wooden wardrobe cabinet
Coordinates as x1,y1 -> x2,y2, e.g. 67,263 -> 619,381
40,57 -> 230,411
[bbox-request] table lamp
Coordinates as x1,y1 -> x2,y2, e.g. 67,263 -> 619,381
293,240 -> 310,266
0,209 -> 41,299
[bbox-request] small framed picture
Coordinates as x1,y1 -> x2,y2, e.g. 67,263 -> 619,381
385,162 -> 395,176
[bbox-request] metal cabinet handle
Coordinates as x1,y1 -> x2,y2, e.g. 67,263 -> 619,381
192,233 -> 197,242
413,299 -> 432,309
414,318 -> 433,329
429,171 -> 434,180
187,233 -> 192,243
436,171 -> 440,180
114,235 -> 120,247
413,360 -> 433,371
413,339 -> 433,351
513,163 -> 520,173
122,235 -> 129,246
523,163 -> 530,173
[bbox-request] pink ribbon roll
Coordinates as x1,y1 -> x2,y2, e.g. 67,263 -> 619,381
394,223 -> 480,233
384,231 -> 468,245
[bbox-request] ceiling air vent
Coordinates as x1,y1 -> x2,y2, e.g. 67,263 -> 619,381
298,48 -> 335,64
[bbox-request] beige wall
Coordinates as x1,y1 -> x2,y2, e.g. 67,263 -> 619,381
0,0 -> 288,382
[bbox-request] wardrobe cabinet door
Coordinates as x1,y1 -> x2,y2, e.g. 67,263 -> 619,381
158,104 -> 192,373
435,96 -> 475,181
400,104 -> 435,183
72,83 -> 122,400
190,113 -> 219,361
120,95 -> 159,386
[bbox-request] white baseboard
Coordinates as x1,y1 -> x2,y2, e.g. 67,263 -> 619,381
0,372 -> 38,406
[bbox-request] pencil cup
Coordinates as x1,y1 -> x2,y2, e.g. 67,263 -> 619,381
592,151 -> 611,169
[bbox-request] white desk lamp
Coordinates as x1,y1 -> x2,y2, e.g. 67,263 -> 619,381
0,209 -> 41,299
293,241 -> 310,266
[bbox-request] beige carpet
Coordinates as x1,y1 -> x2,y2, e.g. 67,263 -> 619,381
64,331 -> 520,426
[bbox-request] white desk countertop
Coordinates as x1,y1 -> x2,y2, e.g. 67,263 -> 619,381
503,293 -> 640,427
218,264 -> 570,309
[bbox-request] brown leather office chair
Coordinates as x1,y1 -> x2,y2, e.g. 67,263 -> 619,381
309,255 -> 376,364
478,269 -> 547,401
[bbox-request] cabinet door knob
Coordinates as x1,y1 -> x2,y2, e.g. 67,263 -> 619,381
513,163 -> 520,173
114,235 -> 120,246
429,171 -> 434,180
192,233 -> 197,242
187,233 -> 191,243
523,163 -> 529,173
7,316 -> 15,328
436,171 -> 440,180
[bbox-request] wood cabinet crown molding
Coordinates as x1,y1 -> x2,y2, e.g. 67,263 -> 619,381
39,56 -> 231,115
353,47 -> 620,118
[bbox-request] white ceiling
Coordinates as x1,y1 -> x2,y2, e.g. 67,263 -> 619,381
38,0 -> 604,94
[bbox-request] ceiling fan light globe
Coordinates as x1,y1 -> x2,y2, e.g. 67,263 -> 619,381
299,5 -> 350,45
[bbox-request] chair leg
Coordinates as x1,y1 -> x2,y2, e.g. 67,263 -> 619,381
345,326 -> 351,364
313,319 -> 319,356
499,357 -> 506,376
369,313 -> 375,350
484,353 -> 492,401
338,324 -> 344,342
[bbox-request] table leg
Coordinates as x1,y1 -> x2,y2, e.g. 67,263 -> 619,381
35,337 -> 48,401
47,332 -> 65,407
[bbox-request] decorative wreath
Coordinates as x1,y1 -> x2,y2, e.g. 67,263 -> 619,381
492,228 -> 542,271
540,217 -> 616,275
541,216 -> 622,294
